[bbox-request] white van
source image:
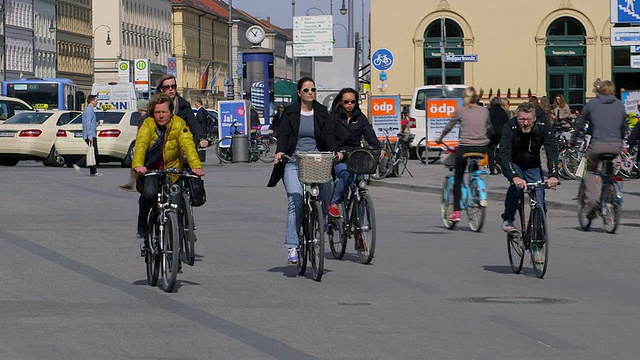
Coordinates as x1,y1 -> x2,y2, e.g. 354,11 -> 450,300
409,84 -> 467,150
91,82 -> 141,111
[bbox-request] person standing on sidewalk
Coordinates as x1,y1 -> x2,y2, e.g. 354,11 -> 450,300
573,79 -> 626,218
73,95 -> 101,176
500,102 -> 559,232
436,86 -> 493,223
488,96 -> 509,175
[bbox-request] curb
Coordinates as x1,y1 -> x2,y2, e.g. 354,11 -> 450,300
368,180 -> 640,219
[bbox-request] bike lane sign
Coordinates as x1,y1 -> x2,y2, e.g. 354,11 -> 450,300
427,98 -> 463,148
371,48 -> 394,71
217,100 -> 248,147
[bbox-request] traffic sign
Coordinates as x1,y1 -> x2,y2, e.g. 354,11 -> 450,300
444,54 -> 478,62
293,15 -> 333,30
167,57 -> 177,79
371,48 -> 394,71
293,29 -> 333,43
611,27 -> 640,46
117,60 -> 130,82
292,15 -> 333,58
632,45 -> 640,53
293,43 -> 333,57
611,0 -> 640,23
631,55 -> 640,68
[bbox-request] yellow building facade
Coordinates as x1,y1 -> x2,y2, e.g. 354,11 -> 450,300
370,0 -> 636,108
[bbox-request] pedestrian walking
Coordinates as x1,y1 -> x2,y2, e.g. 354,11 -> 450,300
73,95 -> 101,176
488,96 -> 509,175
120,99 -> 149,191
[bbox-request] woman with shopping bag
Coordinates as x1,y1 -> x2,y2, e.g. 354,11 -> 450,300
73,95 -> 101,176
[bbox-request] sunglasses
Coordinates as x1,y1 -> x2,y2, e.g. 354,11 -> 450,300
161,84 -> 178,90
342,99 -> 357,104
301,87 -> 317,93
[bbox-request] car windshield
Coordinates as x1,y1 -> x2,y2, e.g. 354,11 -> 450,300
415,87 -> 466,110
3,112 -> 53,124
70,111 -> 125,124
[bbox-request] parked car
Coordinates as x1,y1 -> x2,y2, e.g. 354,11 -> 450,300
0,110 -> 80,166
0,95 -> 34,124
55,110 -> 141,168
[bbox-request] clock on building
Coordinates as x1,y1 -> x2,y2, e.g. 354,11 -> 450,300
246,25 -> 265,45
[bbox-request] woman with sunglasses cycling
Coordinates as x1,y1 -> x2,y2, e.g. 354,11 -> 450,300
269,77 -> 342,264
328,87 -> 383,218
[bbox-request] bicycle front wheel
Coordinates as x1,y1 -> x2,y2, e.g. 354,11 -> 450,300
182,192 -> 196,266
577,179 -> 592,231
467,179 -> 486,232
530,204 -> 549,278
159,211 -> 181,292
145,210 -> 160,286
328,202 -> 347,260
309,201 -> 325,281
258,136 -> 277,163
215,137 -> 233,163
602,182 -> 621,234
356,193 -> 376,264
561,148 -> 580,180
507,203 -> 525,274
370,147 -> 392,180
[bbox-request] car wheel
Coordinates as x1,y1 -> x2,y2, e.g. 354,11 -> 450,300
43,146 -> 65,167
121,142 -> 135,168
0,157 -> 19,166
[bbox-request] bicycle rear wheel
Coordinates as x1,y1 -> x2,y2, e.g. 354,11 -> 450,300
370,147 -> 392,180
258,136 -> 277,163
530,204 -> 549,278
415,137 -> 428,165
297,214 -> 308,276
182,192 -> 196,266
577,179 -> 592,231
393,143 -> 410,177
215,137 -> 233,163
159,211 -> 181,292
440,178 -> 456,229
309,201 -> 325,281
602,182 -> 621,234
507,203 -> 525,274
328,203 -> 347,260
467,179 -> 486,232
356,193 -> 376,264
145,210 -> 160,286
561,148 -> 580,180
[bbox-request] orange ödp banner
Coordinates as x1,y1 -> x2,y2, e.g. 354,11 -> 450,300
369,95 -> 401,141
427,98 -> 462,148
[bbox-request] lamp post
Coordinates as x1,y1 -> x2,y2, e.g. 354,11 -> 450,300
292,0 -> 296,81
34,8 -> 57,78
93,25 -> 112,46
305,7 -> 324,15
92,24 -> 112,81
172,44 -> 186,60
334,23 -> 347,47
227,0 -> 234,100
339,0 -> 354,48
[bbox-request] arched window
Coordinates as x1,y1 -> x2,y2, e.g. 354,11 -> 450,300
545,17 -> 586,109
423,19 -> 464,85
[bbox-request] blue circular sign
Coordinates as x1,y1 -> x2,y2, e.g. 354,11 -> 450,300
371,48 -> 394,71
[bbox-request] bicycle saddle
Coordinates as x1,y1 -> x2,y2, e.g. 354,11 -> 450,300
599,153 -> 617,161
462,152 -> 485,160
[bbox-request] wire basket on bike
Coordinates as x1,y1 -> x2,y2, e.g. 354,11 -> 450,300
440,146 -> 457,168
296,152 -> 334,183
346,149 -> 378,174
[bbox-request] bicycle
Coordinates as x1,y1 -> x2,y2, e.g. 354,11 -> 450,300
577,153 -> 622,234
215,121 -> 277,163
440,146 -> 489,232
507,180 -> 559,279
327,149 -> 377,264
143,168 -> 192,292
281,152 -> 334,281
370,128 -> 412,179
415,136 -> 441,165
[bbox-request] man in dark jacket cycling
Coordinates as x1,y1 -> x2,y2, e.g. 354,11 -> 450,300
500,101 -> 559,233
328,88 -> 383,218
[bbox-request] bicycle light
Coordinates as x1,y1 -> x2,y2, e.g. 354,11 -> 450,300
309,186 -> 320,197
358,179 -> 367,188
169,184 -> 181,197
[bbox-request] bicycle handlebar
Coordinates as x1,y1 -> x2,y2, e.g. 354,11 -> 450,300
511,180 -> 561,190
143,168 -> 201,178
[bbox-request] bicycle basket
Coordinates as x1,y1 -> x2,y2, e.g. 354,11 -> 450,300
440,149 -> 457,168
346,149 -> 378,174
296,152 -> 334,183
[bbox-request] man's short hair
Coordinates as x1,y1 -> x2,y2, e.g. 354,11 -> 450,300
86,94 -> 97,103
515,101 -> 535,116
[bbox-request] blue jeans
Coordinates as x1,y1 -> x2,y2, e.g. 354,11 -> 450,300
502,164 -> 545,221
331,162 -> 353,204
282,162 -> 331,248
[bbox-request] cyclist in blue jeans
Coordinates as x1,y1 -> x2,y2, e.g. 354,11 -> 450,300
328,87 -> 383,218
499,102 -> 559,232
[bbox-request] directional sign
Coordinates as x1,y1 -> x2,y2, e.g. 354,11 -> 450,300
293,15 -> 333,30
293,29 -> 333,43
611,27 -> 640,46
611,0 -> 640,23
292,15 -> 334,57
444,54 -> 478,62
294,43 -> 333,57
371,48 -> 394,71
631,55 -> 640,68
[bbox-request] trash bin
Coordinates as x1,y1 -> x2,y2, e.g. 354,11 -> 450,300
232,134 -> 249,163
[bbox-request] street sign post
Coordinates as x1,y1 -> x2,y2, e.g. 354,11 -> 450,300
444,54 -> 478,63
118,61 -> 130,83
293,15 -> 333,58
134,58 -> 150,94
167,57 -> 177,79
611,27 -> 640,46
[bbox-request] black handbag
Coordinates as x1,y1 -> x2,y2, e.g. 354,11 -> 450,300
188,177 -> 206,207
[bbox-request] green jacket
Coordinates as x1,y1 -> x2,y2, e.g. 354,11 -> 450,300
132,115 -> 202,175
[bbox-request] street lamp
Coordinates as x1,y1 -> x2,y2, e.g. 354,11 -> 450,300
305,7 -> 325,15
334,23 -> 348,47
93,24 -> 112,46
339,0 -> 354,47
339,0 -> 347,15
172,45 -> 186,60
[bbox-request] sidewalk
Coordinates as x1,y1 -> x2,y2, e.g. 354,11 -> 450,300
368,159 -> 640,219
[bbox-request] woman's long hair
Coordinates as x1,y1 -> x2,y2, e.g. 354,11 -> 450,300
554,94 -> 567,108
331,87 -> 360,113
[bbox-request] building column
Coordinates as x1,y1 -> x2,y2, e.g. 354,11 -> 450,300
535,36 -> 546,96
463,37 -> 474,86
599,35 -> 611,99
412,37 -> 424,88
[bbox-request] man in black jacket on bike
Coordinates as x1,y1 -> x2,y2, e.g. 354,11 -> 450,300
500,102 -> 559,233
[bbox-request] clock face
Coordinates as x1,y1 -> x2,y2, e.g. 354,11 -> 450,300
246,25 -> 265,45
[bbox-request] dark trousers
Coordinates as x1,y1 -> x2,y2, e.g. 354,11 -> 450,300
75,139 -> 99,175
137,175 -> 184,237
453,145 -> 487,211
488,135 -> 501,174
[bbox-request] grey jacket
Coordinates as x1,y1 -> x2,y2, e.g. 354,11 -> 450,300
438,105 -> 493,146
575,94 -> 626,144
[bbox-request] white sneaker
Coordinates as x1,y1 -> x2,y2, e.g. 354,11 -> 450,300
532,247 -> 545,264
90,172 -> 103,177
72,164 -> 80,172
287,248 -> 298,264
502,220 -> 517,233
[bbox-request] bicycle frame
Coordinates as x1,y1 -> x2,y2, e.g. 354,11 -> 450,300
341,175 -> 368,242
443,160 -> 489,210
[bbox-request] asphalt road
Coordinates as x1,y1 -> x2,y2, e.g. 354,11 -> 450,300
0,162 -> 638,359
